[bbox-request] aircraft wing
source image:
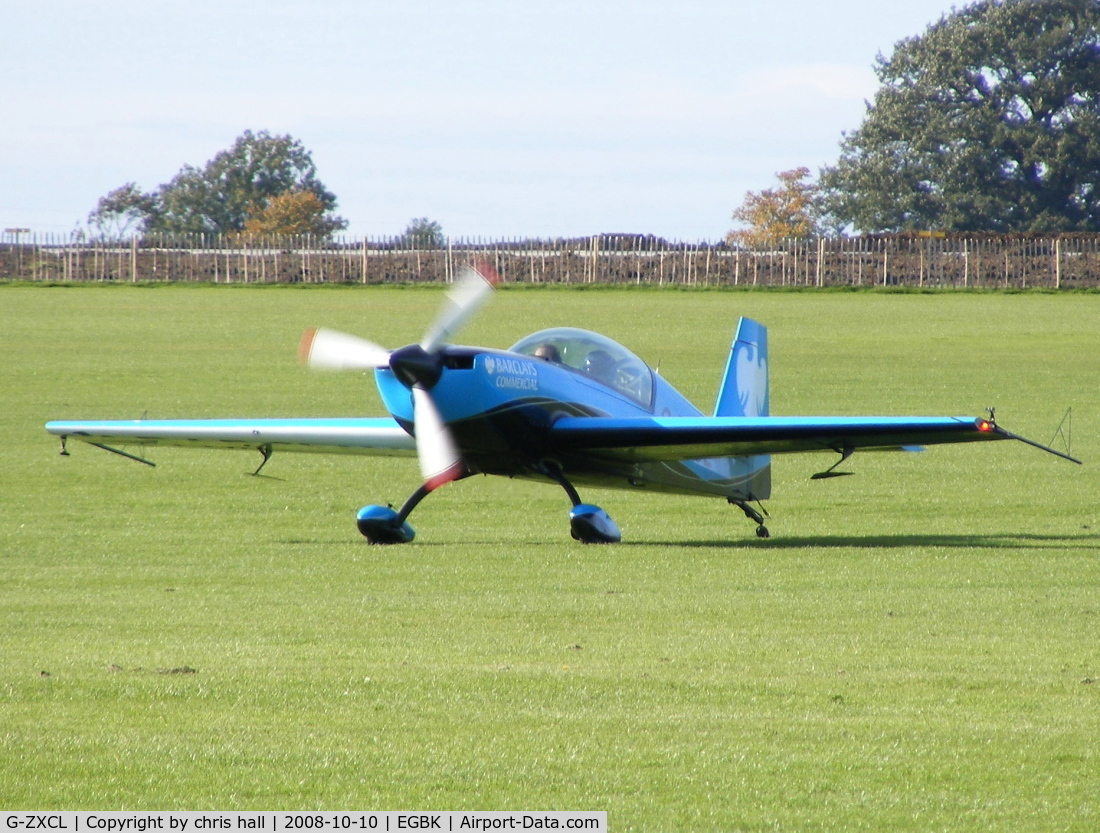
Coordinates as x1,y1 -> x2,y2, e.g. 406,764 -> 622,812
45,418 -> 417,458
548,415 -> 1031,462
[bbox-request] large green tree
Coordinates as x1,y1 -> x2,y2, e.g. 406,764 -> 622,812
89,130 -> 347,237
820,0 -> 1100,233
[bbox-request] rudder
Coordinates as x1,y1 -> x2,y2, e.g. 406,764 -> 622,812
714,317 -> 770,500
714,317 -> 768,417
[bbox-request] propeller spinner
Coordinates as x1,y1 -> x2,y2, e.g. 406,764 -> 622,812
298,261 -> 498,492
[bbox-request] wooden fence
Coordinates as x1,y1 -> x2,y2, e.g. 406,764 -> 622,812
3,232 -> 1100,288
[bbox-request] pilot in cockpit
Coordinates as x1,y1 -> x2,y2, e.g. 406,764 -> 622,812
533,343 -> 561,363
582,349 -> 615,384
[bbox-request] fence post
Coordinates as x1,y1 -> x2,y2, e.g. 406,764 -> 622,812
815,237 -> 823,287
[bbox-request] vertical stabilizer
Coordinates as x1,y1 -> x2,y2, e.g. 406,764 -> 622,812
714,317 -> 770,500
714,317 -> 768,417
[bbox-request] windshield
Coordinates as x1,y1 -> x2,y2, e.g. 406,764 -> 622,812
510,327 -> 654,409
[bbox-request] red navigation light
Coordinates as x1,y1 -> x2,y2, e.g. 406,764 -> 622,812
977,419 -> 993,432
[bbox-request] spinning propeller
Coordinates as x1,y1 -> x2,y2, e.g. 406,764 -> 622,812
298,261 -> 498,491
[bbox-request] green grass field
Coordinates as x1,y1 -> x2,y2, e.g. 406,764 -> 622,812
2,285 -> 1097,829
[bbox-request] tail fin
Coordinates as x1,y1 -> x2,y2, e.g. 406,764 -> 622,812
714,317 -> 768,417
714,317 -> 770,500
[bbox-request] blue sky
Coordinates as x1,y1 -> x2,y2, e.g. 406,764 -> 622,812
2,0 -> 961,241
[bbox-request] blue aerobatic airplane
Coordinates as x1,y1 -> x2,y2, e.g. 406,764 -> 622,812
46,262 -> 1080,544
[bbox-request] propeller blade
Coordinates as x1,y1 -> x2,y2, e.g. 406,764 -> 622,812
299,327 -> 391,371
420,260 -> 499,354
412,385 -> 464,490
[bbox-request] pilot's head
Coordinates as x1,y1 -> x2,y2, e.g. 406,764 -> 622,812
583,349 -> 614,382
534,343 -> 560,362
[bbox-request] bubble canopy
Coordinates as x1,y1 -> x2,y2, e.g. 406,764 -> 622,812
510,327 -> 654,408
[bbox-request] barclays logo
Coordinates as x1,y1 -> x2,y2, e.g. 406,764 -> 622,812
484,354 -> 539,391
484,355 -> 537,377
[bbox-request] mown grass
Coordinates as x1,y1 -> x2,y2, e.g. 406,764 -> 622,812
1,284 -> 1097,828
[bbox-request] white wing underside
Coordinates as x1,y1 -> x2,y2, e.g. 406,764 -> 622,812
46,418 -> 417,457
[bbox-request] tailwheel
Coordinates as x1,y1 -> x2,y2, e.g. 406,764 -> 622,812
730,498 -> 771,539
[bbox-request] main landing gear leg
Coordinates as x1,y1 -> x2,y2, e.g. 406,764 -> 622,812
356,476 -> 468,544
537,463 -> 621,544
730,498 -> 770,539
